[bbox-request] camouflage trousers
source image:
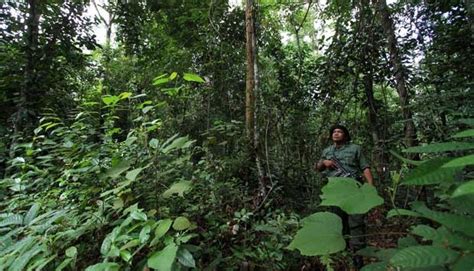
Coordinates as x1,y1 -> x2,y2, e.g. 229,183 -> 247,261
330,207 -> 366,252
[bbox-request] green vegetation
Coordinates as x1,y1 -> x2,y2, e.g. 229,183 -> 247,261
0,0 -> 472,270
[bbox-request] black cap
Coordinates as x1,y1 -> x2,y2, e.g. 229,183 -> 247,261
329,124 -> 351,142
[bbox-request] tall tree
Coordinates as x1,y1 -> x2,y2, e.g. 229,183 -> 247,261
376,0 -> 418,148
245,0 -> 266,202
14,0 -> 41,133
357,0 -> 390,182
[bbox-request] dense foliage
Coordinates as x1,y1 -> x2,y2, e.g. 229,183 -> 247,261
0,0 -> 472,270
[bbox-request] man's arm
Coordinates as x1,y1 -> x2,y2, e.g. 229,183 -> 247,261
315,159 -> 336,172
363,167 -> 374,186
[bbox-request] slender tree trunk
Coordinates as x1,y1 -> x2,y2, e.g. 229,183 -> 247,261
376,0 -> 418,148
245,0 -> 256,141
245,0 -> 266,203
358,0 -> 390,182
14,0 -> 41,133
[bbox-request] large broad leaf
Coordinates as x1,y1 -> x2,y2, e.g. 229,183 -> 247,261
403,142 -> 474,153
320,178 -> 383,214
450,181 -> 474,214
177,248 -> 196,268
452,129 -> 474,138
102,95 -> 119,105
360,262 -> 388,271
386,208 -> 421,218
24,203 -> 40,225
85,262 -> 120,271
442,154 -> 474,168
10,244 -> 44,271
457,118 -> 474,126
150,219 -> 173,246
152,74 -> 169,85
105,160 -> 131,179
389,246 -> 459,268
163,181 -> 192,198
148,243 -> 178,271
390,150 -> 423,166
183,73 -> 205,83
125,167 -> 144,182
155,219 -> 173,239
161,136 -> 194,154
173,217 -> 191,231
452,253 -> 474,271
401,158 -> 460,185
412,202 -> 474,237
0,214 -> 24,227
287,212 -> 345,256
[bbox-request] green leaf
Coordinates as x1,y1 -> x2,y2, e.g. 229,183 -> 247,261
389,150 -> 423,166
320,178 -> 383,214
102,95 -> 119,105
148,243 -> 178,271
386,208 -> 421,218
397,236 -> 418,248
411,225 -> 438,241
450,181 -> 474,214
24,203 -> 40,225
442,154 -> 474,168
105,160 -> 131,179
403,142 -> 474,153
287,212 -> 345,256
65,246 -> 77,258
183,73 -> 205,83
412,202 -> 474,237
139,225 -> 151,244
120,250 -> 132,262
130,210 -> 147,221
452,253 -> 474,271
452,181 -> 474,198
360,262 -> 388,271
390,246 -> 459,268
177,248 -> 195,268
0,214 -> 24,227
401,158 -> 460,185
153,74 -> 169,85
118,92 -> 132,99
173,217 -> 191,231
163,181 -> 192,198
149,138 -> 159,149
10,244 -> 43,271
169,72 -> 178,80
84,262 -> 120,271
154,219 -> 173,241
124,136 -> 137,146
457,118 -> 474,126
100,235 -> 112,256
452,129 -> 474,138
126,168 -> 144,182
161,136 -> 193,154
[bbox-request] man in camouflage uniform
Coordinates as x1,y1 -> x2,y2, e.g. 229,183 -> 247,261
316,124 -> 374,268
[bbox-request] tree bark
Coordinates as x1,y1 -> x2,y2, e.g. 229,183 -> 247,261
357,0 -> 390,182
376,0 -> 418,148
245,0 -> 256,141
245,0 -> 266,203
14,0 -> 41,133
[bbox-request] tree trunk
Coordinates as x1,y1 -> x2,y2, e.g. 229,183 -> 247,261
376,0 -> 418,148
358,0 -> 390,183
14,0 -> 41,133
245,0 -> 266,203
245,0 -> 256,141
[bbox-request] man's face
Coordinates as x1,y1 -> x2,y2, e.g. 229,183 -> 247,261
332,128 -> 346,142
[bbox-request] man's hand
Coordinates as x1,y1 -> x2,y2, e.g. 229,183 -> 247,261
316,159 -> 337,171
322,160 -> 337,169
